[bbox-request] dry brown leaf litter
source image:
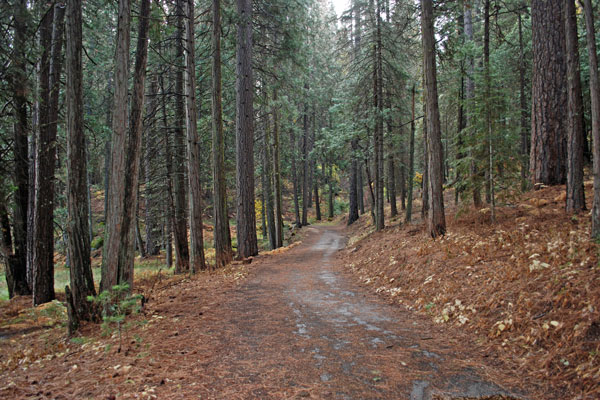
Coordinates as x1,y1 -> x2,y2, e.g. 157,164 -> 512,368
340,185 -> 600,398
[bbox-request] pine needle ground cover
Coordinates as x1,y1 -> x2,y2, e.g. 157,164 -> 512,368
340,184 -> 600,398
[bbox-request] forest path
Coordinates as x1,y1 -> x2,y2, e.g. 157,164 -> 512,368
175,224 -> 525,400
0,224 -> 529,400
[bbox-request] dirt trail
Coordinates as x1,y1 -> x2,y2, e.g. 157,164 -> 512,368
188,225 -> 525,399
1,224 -> 529,399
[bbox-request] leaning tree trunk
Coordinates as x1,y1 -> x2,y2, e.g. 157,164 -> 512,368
65,0 -> 96,329
582,0 -> 600,237
564,0 -> 585,213
530,0 -> 568,186
421,0 -> 446,237
184,0 -> 206,271
33,4 -> 65,305
235,0 -> 258,258
211,0 -> 233,268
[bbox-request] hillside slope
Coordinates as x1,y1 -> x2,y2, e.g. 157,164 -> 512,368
339,185 -> 600,398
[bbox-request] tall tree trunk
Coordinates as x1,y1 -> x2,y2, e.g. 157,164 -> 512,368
118,0 -> 151,283
328,163 -> 334,219
518,11 -> 529,189
582,0 -> 600,237
406,84 -> 416,223
263,117 -> 276,250
373,0 -> 384,231
421,101 -> 429,219
314,183 -> 321,221
530,0 -> 568,186
302,84 -> 310,227
159,73 -> 177,271
358,164 -> 365,214
349,0 -> 362,224
211,0 -> 233,268
101,0 -> 131,291
33,4 -> 65,305
144,78 -> 160,256
348,139 -> 359,225
464,0 -> 481,207
388,149 -> 397,217
564,0 -> 585,212
365,158 -> 376,223
8,0 -> 31,297
65,0 -> 96,327
184,0 -> 206,271
290,128 -> 301,227
483,0 -> 495,222
421,0 -> 446,237
235,0 -> 258,258
272,89 -> 283,248
172,0 -> 190,273
102,0 -> 151,290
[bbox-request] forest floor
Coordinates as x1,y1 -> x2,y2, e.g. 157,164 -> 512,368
339,184 -> 600,399
0,185 -> 598,399
1,223 -> 532,400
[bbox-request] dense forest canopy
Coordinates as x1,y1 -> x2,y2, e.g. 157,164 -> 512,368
1,0 -> 600,328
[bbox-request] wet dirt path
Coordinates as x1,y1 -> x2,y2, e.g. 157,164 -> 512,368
190,225 -> 526,399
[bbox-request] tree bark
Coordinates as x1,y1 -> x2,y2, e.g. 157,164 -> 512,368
358,164 -> 365,214
530,0 -> 568,186
464,0 -> 481,207
421,100 -> 429,219
328,163 -> 334,219
272,90 -> 284,248
518,11 -> 529,188
102,0 -> 151,290
144,77 -> 161,256
184,0 -> 206,271
564,0 -> 585,212
374,0 -> 384,231
101,0 -> 131,292
302,84 -> 310,227
582,0 -> 600,237
235,0 -> 258,258
263,116 -> 276,250
172,0 -> 190,274
211,0 -> 233,268
8,0 -> 31,297
484,0 -> 495,222
33,4 -> 65,305
405,85 -> 416,223
65,0 -> 96,326
421,0 -> 446,237
290,128 -> 301,227
348,138 -> 359,225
